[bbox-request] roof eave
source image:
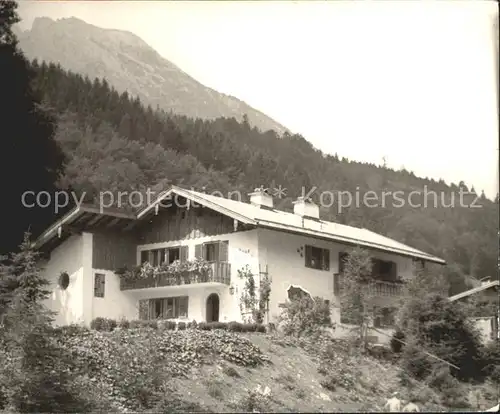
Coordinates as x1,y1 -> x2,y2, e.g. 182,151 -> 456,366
256,221 -> 446,265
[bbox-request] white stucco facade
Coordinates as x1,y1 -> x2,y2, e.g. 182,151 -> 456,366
256,228 -> 413,343
42,230 -> 260,326
42,226 -> 415,344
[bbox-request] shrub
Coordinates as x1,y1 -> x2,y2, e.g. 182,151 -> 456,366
480,339 -> 500,383
222,365 -> 240,378
400,341 -> 435,381
255,324 -> 266,333
279,296 -> 332,338
177,322 -> 186,330
129,320 -> 142,329
397,293 -> 483,381
187,320 -> 198,329
390,329 -> 405,353
207,321 -> 227,330
52,323 -> 88,337
320,375 -> 337,391
118,319 -> 130,329
157,320 -> 176,330
228,321 -> 243,332
90,317 -> 117,332
427,366 -> 469,408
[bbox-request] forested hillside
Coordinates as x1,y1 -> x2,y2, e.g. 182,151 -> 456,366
30,60 -> 499,296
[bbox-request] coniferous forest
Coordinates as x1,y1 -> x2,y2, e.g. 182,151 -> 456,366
0,1 -> 498,297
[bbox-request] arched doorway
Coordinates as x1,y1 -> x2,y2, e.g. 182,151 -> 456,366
206,293 -> 220,322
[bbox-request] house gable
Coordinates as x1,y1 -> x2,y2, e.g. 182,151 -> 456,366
135,198 -> 255,245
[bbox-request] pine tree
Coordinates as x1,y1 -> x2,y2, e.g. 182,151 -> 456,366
0,1 -> 65,255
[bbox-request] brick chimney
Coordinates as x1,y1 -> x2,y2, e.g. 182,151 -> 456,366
248,187 -> 273,209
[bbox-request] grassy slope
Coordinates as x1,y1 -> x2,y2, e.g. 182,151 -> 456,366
165,333 -> 496,412
5,327 -> 494,412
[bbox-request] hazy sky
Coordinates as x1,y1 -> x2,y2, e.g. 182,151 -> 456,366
18,1 -> 499,198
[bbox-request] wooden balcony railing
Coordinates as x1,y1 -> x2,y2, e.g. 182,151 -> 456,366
120,262 -> 231,291
334,273 -> 405,297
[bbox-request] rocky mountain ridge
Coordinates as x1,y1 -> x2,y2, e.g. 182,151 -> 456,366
17,16 -> 289,134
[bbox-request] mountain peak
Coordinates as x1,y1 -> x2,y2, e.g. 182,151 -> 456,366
18,17 -> 289,134
31,16 -> 55,31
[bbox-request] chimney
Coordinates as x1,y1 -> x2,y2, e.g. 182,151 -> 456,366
293,196 -> 319,220
248,187 -> 273,209
480,276 -> 491,286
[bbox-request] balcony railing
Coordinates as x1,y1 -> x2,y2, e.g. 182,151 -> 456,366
334,273 -> 405,297
120,262 -> 231,291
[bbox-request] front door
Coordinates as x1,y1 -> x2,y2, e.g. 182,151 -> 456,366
206,293 -> 220,322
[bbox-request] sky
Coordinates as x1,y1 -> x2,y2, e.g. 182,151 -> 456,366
17,1 -> 499,199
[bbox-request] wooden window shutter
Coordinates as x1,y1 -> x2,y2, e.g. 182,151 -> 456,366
218,241 -> 229,262
390,261 -> 397,279
339,252 -> 347,274
333,273 -> 341,295
139,299 -> 149,320
322,249 -> 330,271
194,244 -> 203,259
305,245 -> 312,267
180,246 -> 188,262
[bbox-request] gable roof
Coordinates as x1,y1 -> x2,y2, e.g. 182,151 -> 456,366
137,186 -> 445,264
448,280 -> 499,302
33,186 -> 446,264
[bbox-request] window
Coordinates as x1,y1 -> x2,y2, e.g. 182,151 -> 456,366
148,296 -> 189,319
195,241 -> 229,262
371,258 -> 397,282
150,249 -> 163,266
94,273 -> 105,298
166,247 -> 180,264
339,253 -> 397,282
305,245 -> 330,271
139,246 -> 188,266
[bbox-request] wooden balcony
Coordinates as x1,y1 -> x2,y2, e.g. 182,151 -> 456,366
334,273 -> 405,297
120,262 -> 231,291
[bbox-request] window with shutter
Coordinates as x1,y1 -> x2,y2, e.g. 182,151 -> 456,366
94,273 -> 105,298
166,247 -> 180,264
333,273 -> 341,295
203,242 -> 219,262
194,244 -> 203,259
305,245 -> 330,271
322,249 -> 330,271
180,246 -> 188,262
339,252 -> 348,273
371,258 -> 397,281
218,241 -> 229,262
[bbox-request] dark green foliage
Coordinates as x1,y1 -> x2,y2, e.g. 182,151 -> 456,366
426,366 -> 470,408
480,339 -> 500,383
0,1 -> 66,254
398,293 -> 484,382
0,234 -> 90,412
390,330 -> 405,353
118,319 -> 130,329
279,296 -> 332,337
90,317 -> 117,332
